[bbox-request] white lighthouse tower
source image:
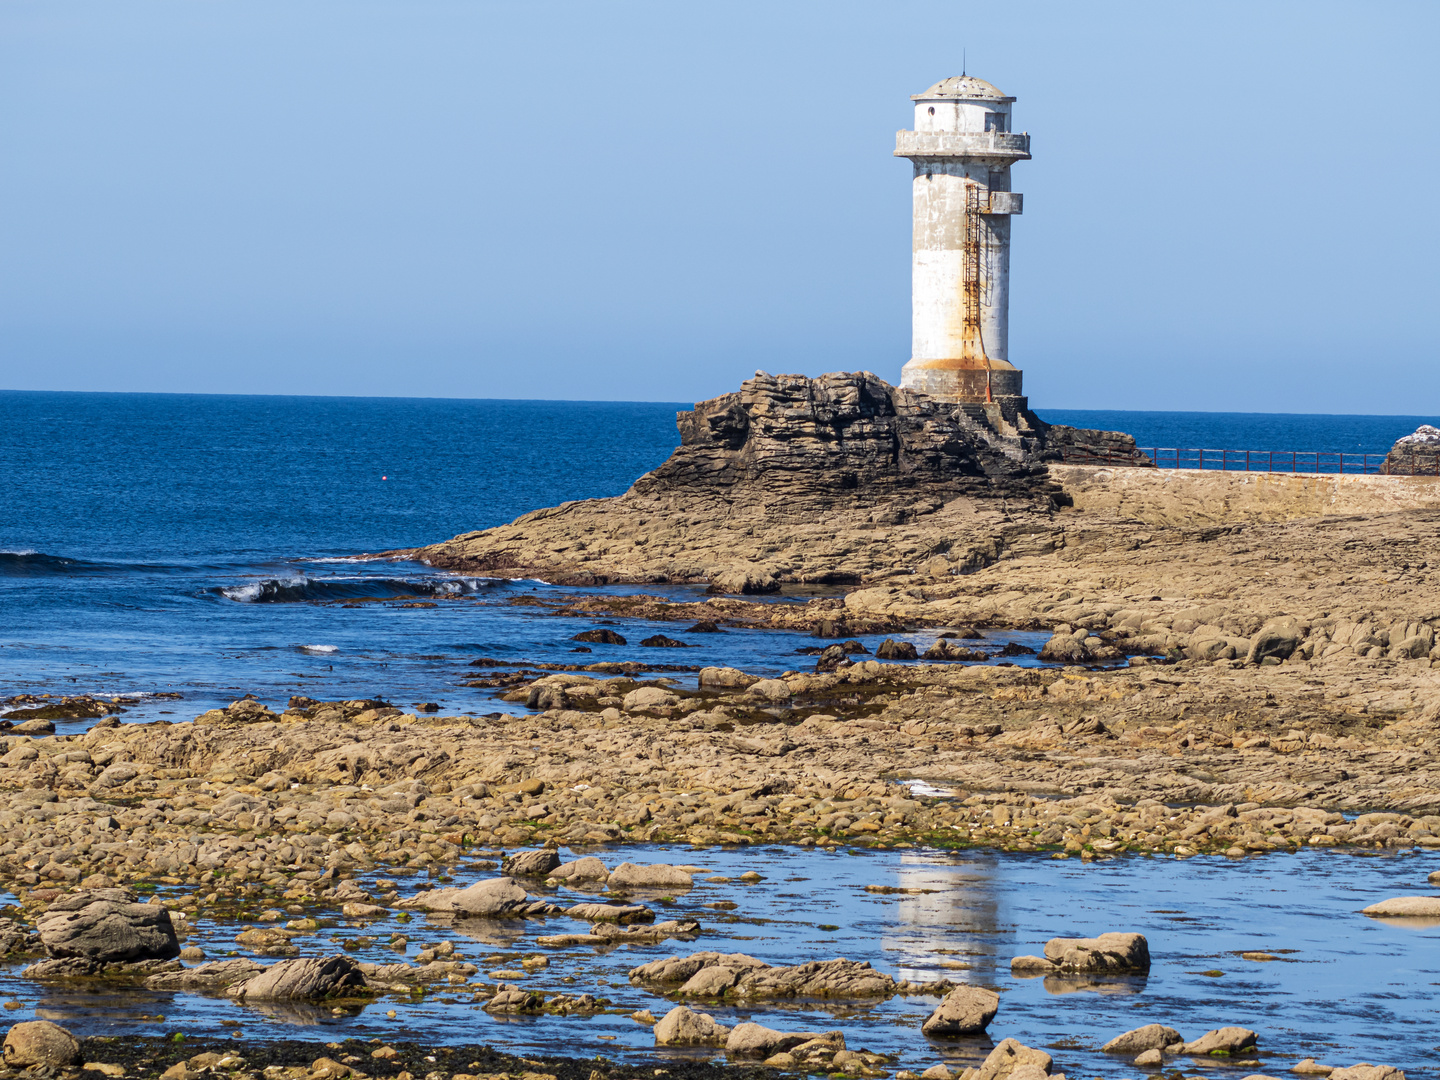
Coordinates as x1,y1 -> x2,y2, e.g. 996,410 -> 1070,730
896,75 -> 1030,408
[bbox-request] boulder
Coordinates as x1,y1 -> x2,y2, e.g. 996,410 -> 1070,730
746,679 -> 793,703
920,985 -> 999,1036
725,1022 -> 844,1058
640,635 -> 693,648
708,565 -> 780,596
1247,617 -> 1308,664
1012,932 -> 1149,974
1292,1059 -> 1334,1076
630,951 -> 768,985
1183,1027 -> 1258,1055
550,856 -> 610,882
622,687 -> 679,711
1038,631 -> 1089,664
1361,897 -> 1440,918
875,639 -> 919,660
922,640 -> 985,662
564,903 -> 653,925
654,1005 -> 732,1047
607,862 -> 694,890
699,667 -> 760,690
397,877 -> 531,917
485,987 -> 544,1013
3,1021 -> 82,1068
573,629 -> 626,645
1329,1067 -> 1405,1080
1135,1050 -> 1164,1068
503,849 -> 561,877
975,1039 -> 1052,1080
229,955 -> 368,1001
678,965 -> 744,997
1102,1024 -> 1184,1053
36,888 -> 180,963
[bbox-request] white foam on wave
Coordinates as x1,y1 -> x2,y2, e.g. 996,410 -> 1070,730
300,644 -> 339,654
300,555 -> 393,564
0,549 -> 38,556
220,574 -> 310,602
221,582 -> 266,602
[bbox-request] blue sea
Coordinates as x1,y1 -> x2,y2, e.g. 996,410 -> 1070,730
1,390 -> 1434,725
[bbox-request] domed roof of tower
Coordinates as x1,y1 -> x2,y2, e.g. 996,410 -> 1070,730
912,75 -> 1013,102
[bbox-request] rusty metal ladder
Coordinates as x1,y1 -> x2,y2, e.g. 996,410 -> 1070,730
963,182 -> 993,402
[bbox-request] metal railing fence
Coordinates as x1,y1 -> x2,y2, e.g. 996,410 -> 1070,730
1057,447 -> 1440,476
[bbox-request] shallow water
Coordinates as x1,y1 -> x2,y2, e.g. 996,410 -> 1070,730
1,552 -> 1057,730
6,392 -> 1426,728
7,844 -> 1440,1076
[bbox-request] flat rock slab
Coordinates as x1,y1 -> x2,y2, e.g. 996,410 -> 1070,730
145,958 -> 265,993
607,862 -> 694,889
1361,897 -> 1440,918
563,903 -> 653,925
537,919 -> 700,948
631,952 -> 899,999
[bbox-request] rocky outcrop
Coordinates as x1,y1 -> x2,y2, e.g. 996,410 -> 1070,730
725,1022 -> 845,1058
36,888 -> 180,964
408,372 -> 1137,592
1011,933 -> 1149,974
228,956 -> 368,1001
1384,426 -> 1440,476
630,952 -> 923,1000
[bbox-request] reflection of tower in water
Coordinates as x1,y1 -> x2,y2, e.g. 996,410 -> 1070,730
881,851 -> 1012,983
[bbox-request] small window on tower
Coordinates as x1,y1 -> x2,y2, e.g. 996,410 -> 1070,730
928,106 -> 935,115
984,112 -> 1008,133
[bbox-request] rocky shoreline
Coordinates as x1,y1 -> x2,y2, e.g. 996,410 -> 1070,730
402,372 -> 1139,592
4,375 -> 1437,1078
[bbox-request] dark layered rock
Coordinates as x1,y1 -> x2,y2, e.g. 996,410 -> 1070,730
630,371 -> 1055,506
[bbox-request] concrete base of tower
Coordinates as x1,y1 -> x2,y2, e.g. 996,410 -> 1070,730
899,360 -> 1024,404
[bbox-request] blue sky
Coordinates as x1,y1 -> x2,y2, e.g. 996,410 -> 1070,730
0,1 -> 1436,411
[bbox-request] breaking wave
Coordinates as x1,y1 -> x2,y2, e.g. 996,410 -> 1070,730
216,574 -> 505,603
0,550 -> 110,577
